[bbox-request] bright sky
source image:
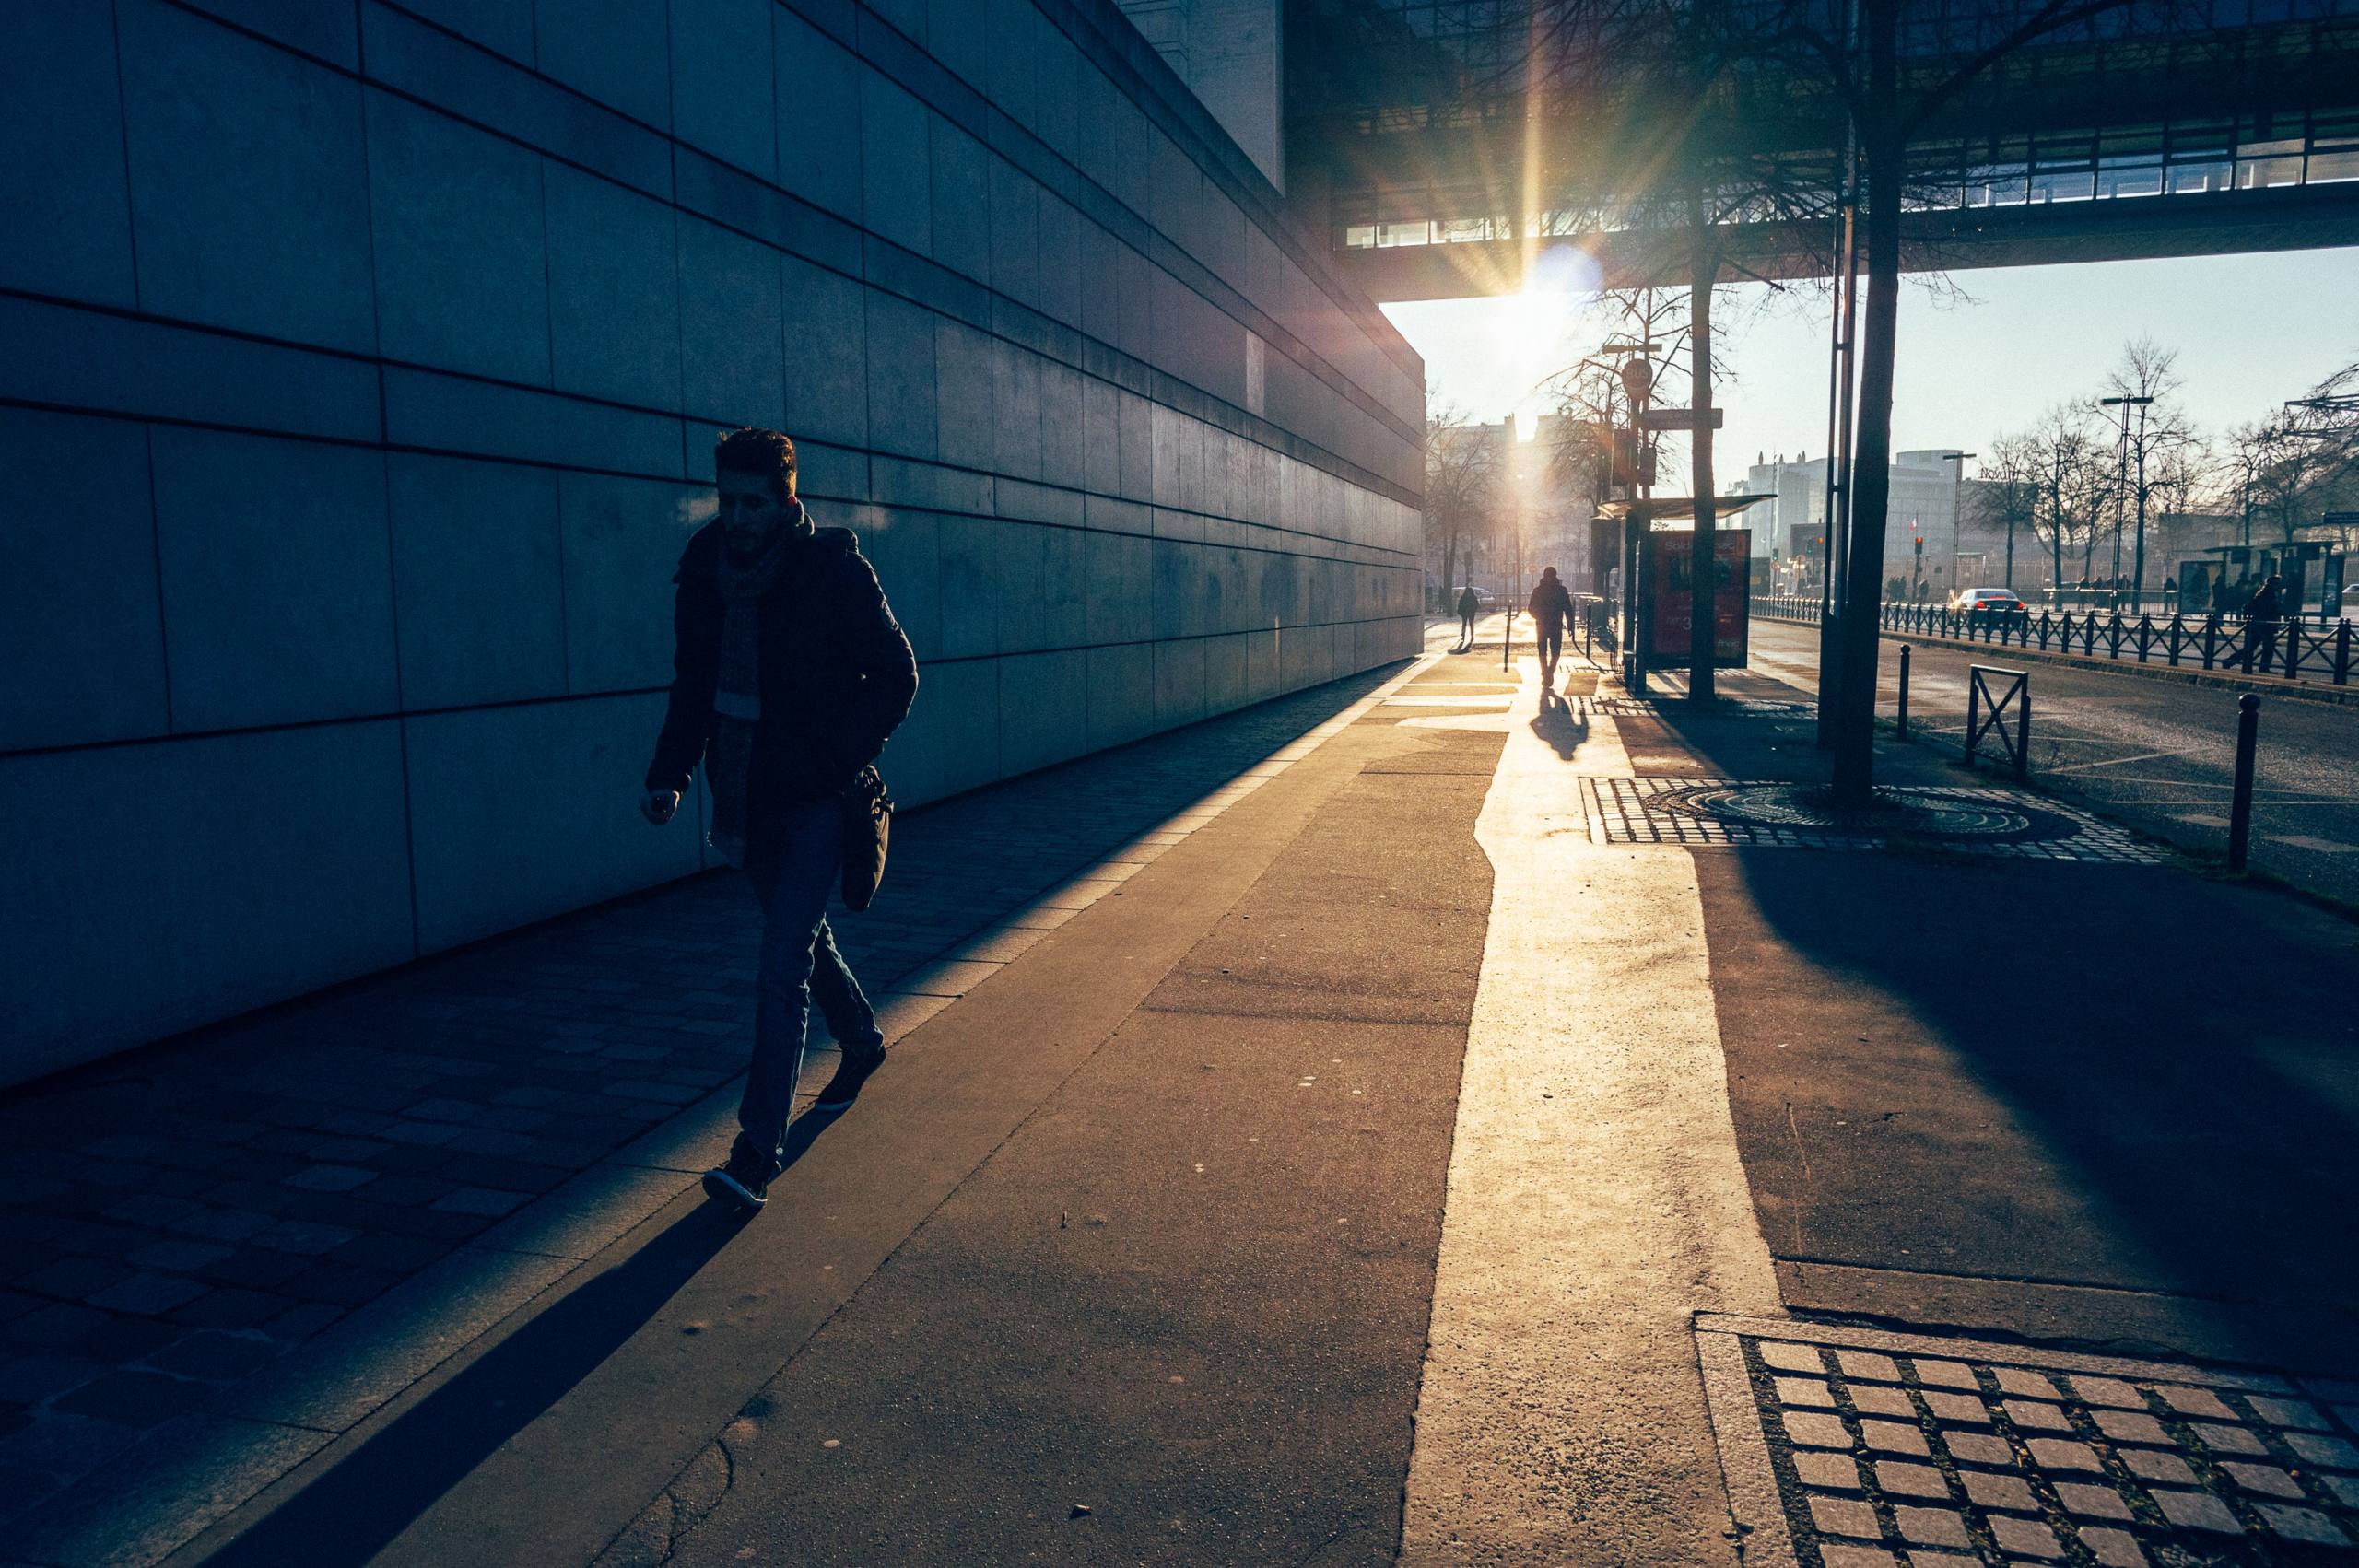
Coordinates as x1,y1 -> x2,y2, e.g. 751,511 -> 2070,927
1382,248 -> 2359,491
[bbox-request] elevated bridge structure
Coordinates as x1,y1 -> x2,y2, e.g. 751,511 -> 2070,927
1284,0 -> 2359,298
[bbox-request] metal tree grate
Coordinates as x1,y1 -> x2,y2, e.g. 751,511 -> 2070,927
1579,696 -> 1816,718
1587,778 -> 2165,862
1696,1314 -> 2359,1567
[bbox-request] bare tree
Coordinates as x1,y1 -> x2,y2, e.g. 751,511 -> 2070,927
1977,433 -> 2042,590
2097,336 -> 2198,597
1426,394 -> 1505,609
2021,404 -> 2110,593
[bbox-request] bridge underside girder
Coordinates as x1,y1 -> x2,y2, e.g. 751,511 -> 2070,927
1336,182 -> 2359,300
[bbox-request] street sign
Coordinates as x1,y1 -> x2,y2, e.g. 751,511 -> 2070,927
2325,511 -> 2359,526
1618,358 -> 1653,401
1636,407 -> 1725,431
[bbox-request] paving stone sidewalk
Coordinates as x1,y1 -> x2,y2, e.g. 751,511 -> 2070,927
0,662 -> 1408,1549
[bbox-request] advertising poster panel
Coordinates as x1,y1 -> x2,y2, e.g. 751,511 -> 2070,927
1646,528 -> 1752,667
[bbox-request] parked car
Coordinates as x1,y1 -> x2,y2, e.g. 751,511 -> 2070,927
1946,587 -> 2025,617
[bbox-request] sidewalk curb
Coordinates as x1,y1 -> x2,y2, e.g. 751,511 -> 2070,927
37,656 -> 1444,1568
1754,615 -> 2359,708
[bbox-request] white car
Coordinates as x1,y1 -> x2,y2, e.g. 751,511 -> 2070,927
1946,587 -> 2025,616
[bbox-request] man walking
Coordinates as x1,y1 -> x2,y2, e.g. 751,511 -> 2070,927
1456,584 -> 1481,649
2241,573 -> 2283,673
1527,565 -> 1573,688
641,427 -> 919,1214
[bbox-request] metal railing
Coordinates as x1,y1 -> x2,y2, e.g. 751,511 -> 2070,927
1755,596 -> 2356,685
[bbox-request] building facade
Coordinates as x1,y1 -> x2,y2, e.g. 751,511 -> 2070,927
0,0 -> 1424,1082
1733,450 -> 1968,597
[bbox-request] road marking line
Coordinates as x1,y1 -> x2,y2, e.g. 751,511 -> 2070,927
2045,747 -> 2200,774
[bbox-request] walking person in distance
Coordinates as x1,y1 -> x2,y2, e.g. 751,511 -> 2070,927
1527,565 -> 1573,689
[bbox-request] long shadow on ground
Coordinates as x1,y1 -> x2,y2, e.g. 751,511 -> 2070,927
1640,698 -> 2359,1369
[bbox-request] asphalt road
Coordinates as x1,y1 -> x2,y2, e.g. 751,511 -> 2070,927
1747,617 -> 2359,908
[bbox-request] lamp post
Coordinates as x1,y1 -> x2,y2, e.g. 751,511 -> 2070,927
2099,395 -> 2153,609
1941,451 -> 1979,588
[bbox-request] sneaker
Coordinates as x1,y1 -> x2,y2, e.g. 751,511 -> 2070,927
812,1043 -> 886,1112
701,1136 -> 777,1213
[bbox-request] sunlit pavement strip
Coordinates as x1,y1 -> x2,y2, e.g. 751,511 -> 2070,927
1697,1313 -> 2359,1567
1402,661 -> 1782,1566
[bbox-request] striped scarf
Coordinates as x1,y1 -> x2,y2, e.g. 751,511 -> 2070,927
705,508 -> 805,867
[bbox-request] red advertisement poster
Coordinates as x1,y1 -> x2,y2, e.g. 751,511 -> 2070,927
1646,529 -> 1752,666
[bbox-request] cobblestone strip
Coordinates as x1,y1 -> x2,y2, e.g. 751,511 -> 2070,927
1697,1314 -> 2359,1567
0,659 -> 1432,1567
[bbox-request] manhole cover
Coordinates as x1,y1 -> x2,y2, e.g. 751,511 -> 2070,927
1590,778 -> 2165,861
1652,783 -> 2075,844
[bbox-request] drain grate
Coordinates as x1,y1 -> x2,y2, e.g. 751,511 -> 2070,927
1589,778 -> 2164,861
1580,696 -> 1815,718
1697,1314 -> 2359,1568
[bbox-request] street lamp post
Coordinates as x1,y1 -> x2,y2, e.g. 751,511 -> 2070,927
2099,395 -> 2153,609
1941,451 -> 1979,588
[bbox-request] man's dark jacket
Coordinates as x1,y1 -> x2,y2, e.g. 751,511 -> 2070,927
1527,575 -> 1572,630
644,517 -> 919,808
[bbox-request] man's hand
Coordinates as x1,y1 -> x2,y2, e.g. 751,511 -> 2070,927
640,788 -> 681,825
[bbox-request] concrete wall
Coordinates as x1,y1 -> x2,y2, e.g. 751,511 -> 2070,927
1114,0 -> 1283,190
0,0 -> 1426,1082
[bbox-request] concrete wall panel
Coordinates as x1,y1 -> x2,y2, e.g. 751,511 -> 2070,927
936,320 -> 999,472
775,9 -> 863,218
536,0 -> 671,128
0,413 -> 169,752
0,724 -> 414,1073
901,656 -> 999,801
5,14 -> 132,304
999,649 -> 1087,776
781,256 -> 871,449
668,0 -> 777,180
860,73 -> 932,256
152,428 -> 398,732
680,215 -> 787,428
546,163 -> 683,408
121,2 -> 376,353
1086,643 -> 1155,750
864,290 -> 939,460
935,514 -> 1001,660
387,454 -> 568,710
367,90 -> 551,386
855,507 -> 943,663
559,472 -> 694,695
929,118 -> 993,285
405,694 -> 699,953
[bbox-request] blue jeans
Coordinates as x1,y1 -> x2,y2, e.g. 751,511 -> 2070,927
739,800 -> 883,1162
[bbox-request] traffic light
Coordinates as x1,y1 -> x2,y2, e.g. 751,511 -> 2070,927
1610,431 -> 1656,488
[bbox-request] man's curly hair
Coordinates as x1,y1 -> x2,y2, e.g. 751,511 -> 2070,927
714,427 -> 797,489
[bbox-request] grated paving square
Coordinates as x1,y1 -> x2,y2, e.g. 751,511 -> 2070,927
1586,777 -> 2166,861
1696,1314 -> 2359,1568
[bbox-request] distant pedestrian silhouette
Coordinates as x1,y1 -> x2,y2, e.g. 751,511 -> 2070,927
1527,566 -> 1573,687
1457,585 -> 1480,649
2241,574 -> 2283,672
